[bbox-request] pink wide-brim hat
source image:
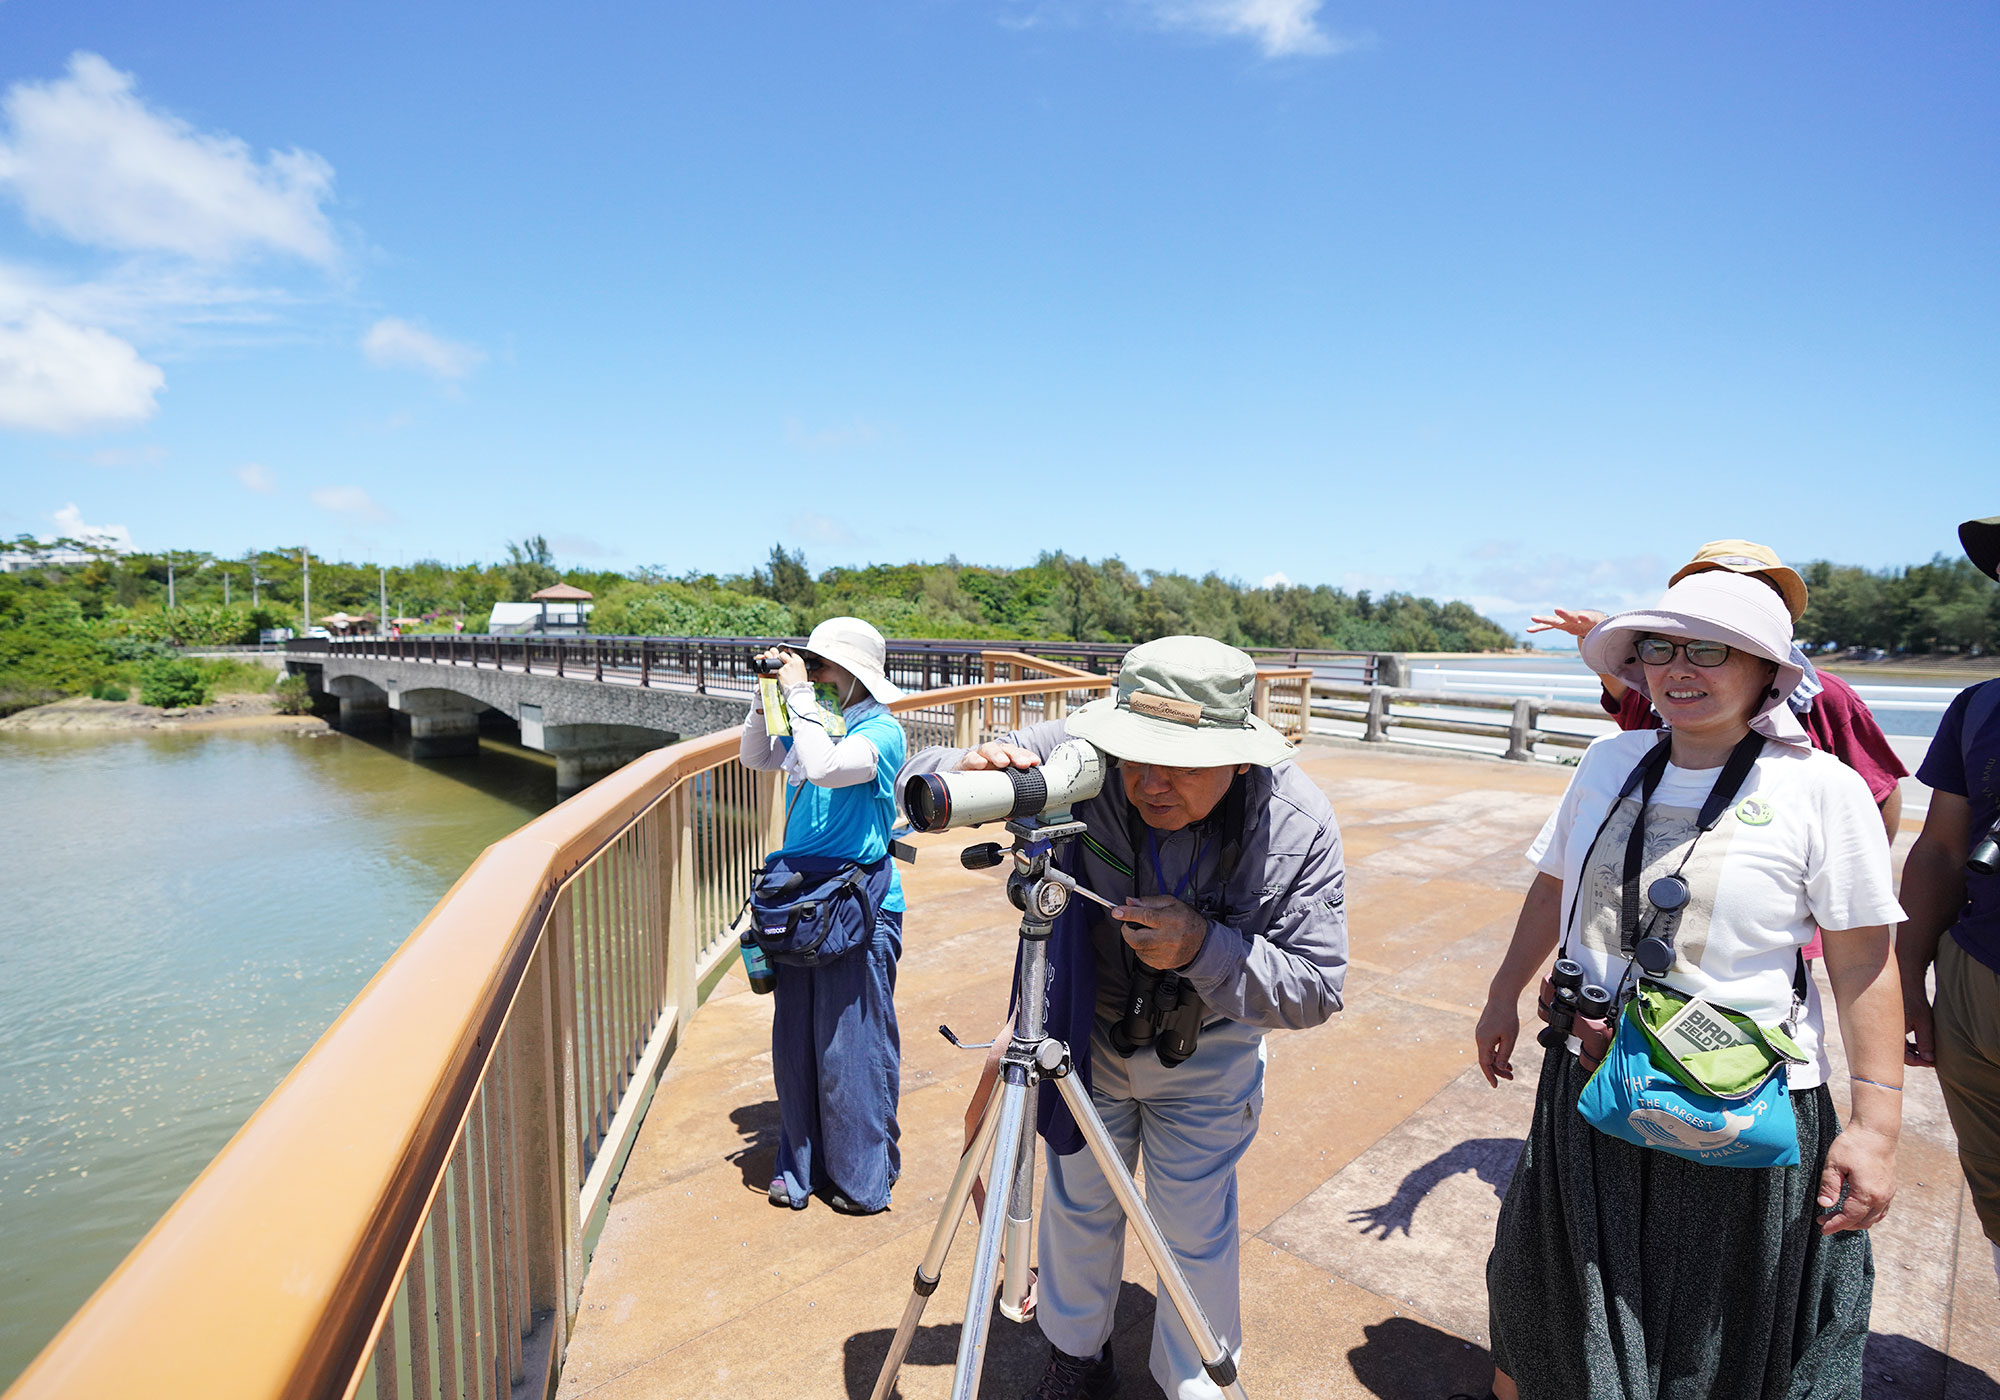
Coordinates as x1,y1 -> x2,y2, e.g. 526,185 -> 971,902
1579,571 -> 1808,745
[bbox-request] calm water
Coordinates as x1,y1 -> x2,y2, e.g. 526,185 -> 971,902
0,727 -> 556,1385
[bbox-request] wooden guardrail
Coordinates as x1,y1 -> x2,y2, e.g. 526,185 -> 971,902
1311,681 -> 1610,761
5,674 -> 1116,1400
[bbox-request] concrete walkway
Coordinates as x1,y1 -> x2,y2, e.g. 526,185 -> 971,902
556,740 -> 1999,1400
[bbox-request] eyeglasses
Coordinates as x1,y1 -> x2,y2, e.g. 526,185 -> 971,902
1635,636 -> 1733,668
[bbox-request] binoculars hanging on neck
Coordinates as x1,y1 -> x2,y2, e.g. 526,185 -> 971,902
1537,958 -> 1616,1074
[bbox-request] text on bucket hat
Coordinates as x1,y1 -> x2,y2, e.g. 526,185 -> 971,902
1064,636 -> 1294,768
1667,539 -> 1809,623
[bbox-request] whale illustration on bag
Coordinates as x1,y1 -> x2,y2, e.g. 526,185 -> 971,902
1627,1106 -> 1759,1153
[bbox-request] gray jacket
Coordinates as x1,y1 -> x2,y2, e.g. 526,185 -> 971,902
901,721 -> 1347,1031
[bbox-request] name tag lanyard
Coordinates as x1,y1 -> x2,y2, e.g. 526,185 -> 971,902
1560,731 -> 1766,998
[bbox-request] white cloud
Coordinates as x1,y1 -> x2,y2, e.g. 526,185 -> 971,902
50,501 -> 133,550
90,442 -> 166,467
784,416 -> 884,452
0,53 -> 338,266
1137,0 -> 1347,56
362,317 -> 484,380
546,532 -> 615,560
787,512 -> 862,548
1260,570 -> 1292,589
0,309 -> 162,432
236,462 -> 276,494
310,485 -> 392,523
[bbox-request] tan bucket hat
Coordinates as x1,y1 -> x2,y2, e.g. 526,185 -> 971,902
1667,540 -> 1809,623
1065,636 -> 1294,768
802,617 -> 903,705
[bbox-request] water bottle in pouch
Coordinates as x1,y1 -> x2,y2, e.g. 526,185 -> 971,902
739,931 -> 776,995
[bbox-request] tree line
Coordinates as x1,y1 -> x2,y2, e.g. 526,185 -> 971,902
0,536 -> 1516,712
1796,556 -> 1999,655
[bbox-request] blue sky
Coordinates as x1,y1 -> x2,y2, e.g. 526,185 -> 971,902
0,2 -> 1992,632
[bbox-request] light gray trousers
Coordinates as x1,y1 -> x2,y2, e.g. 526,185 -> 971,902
1037,1018 -> 1265,1400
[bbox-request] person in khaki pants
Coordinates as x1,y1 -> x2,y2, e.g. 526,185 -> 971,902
1900,514 -> 2000,1279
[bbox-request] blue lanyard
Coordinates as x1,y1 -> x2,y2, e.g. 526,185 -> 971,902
1147,828 -> 1209,902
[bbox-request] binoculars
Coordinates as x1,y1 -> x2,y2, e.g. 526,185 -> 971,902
751,655 -> 785,676
1538,958 -> 1616,1073
1970,817 -> 2000,878
1109,961 -> 1204,1067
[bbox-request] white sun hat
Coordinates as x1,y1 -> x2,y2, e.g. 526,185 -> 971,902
802,616 -> 903,705
1578,571 -> 1808,745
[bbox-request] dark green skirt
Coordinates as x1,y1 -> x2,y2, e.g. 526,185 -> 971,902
1487,1042 -> 1873,1399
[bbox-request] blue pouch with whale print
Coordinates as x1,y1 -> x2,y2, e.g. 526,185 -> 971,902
1575,998 -> 1802,1169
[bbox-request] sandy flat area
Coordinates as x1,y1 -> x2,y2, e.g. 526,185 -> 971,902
0,693 -> 329,734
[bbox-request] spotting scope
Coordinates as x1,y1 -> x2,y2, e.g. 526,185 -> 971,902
904,739 -> 1107,833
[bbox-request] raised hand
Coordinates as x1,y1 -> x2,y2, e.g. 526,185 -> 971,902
1526,608 -> 1606,639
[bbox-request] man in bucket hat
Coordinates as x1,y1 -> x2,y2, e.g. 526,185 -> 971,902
903,636 -> 1348,1400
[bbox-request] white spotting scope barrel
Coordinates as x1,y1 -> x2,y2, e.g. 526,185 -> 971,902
903,739 -> 1107,833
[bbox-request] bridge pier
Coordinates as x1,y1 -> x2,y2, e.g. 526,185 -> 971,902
544,724 -> 677,800
324,676 -> 391,735
393,688 -> 488,760
407,710 -> 483,759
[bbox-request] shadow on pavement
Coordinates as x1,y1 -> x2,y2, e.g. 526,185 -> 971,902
1346,1137 -> 1522,1241
1347,1316 -> 1494,1400
727,1099 -> 781,1194
843,1281 -> 1164,1399
1866,1332 -> 2000,1399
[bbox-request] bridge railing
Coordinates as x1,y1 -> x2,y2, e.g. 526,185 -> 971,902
285,634 -> 1388,693
5,674 -> 1134,1400
1311,680 -> 1610,760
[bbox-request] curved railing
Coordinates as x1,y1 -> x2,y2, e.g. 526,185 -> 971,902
5,673 -> 1126,1400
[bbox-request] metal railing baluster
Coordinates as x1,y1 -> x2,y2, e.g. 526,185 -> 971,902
450,1140 -> 485,1400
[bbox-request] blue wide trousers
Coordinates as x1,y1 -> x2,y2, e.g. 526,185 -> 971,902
770,909 -> 903,1210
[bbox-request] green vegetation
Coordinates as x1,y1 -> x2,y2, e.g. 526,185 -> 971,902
0,533 -> 1527,714
1797,556 -> 2000,655
137,658 -> 213,709
88,681 -> 129,702
273,674 -> 315,715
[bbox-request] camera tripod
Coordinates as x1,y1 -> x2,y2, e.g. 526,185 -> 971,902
868,813 -> 1250,1400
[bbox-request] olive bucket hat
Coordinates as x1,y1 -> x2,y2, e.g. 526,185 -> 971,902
1065,636 -> 1295,768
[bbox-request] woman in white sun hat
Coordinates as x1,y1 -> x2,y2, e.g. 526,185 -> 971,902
739,616 -> 908,1216
1466,570 -> 1908,1400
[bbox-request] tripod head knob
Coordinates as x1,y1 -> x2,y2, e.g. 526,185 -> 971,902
960,842 -> 1005,871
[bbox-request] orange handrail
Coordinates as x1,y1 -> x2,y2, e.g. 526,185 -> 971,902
6,673 -> 1112,1400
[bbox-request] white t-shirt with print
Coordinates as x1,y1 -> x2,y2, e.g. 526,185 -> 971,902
1528,729 -> 1906,1089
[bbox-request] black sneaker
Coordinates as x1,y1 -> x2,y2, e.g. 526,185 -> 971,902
1028,1344 -> 1117,1400
818,1186 -> 887,1216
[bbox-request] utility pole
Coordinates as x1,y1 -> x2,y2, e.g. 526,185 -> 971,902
379,566 -> 389,637
166,552 -> 176,610
301,547 -> 311,635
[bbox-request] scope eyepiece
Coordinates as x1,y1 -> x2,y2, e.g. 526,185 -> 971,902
1552,958 -> 1584,993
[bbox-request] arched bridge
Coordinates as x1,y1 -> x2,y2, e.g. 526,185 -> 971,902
285,635 -> 1361,795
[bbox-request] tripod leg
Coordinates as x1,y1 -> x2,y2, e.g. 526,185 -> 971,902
949,1069 -> 1030,1400
998,1100 -> 1039,1322
869,1075 -> 1007,1400
1052,1072 -> 1250,1400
